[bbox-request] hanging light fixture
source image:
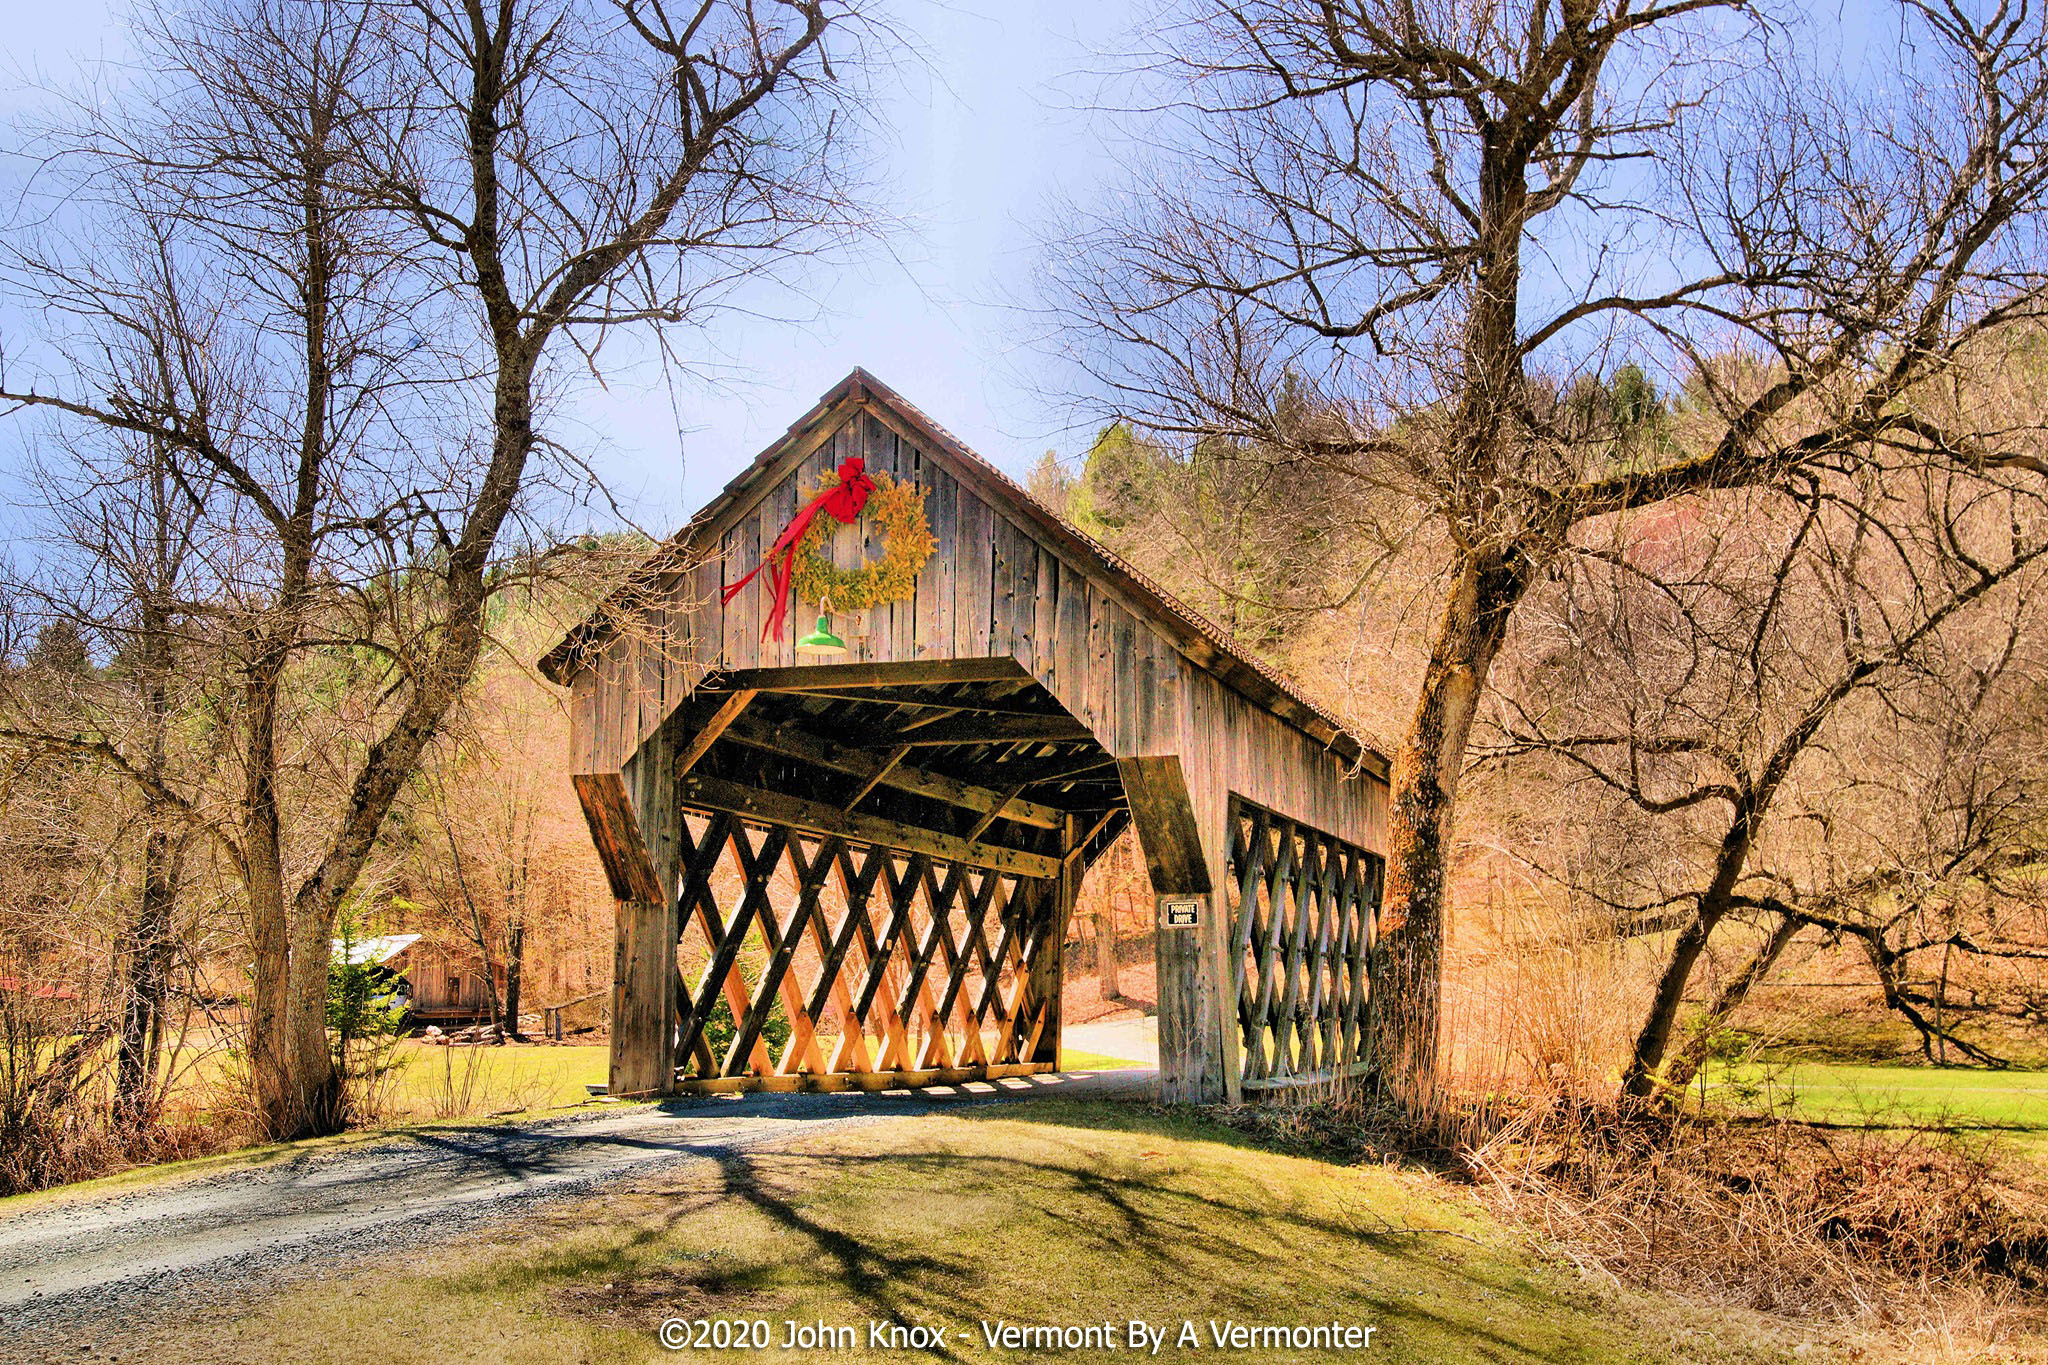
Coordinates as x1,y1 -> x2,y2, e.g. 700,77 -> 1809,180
795,594 -> 848,657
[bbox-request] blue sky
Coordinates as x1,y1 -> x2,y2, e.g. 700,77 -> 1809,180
5,1 -> 1135,533
5,2 -> 1909,538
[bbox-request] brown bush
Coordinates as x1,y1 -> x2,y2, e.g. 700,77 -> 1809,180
0,989 -> 123,1195
1469,1100 -> 2048,1318
1216,1084 -> 2048,1336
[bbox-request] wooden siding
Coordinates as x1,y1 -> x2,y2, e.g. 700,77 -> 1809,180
565,392 -> 1389,1104
568,406 -> 1386,852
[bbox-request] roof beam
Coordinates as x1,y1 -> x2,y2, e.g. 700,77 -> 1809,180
862,714 -> 1095,748
964,781 -> 1031,842
677,773 -> 1059,880
720,659 -> 1029,692
950,754 -> 1120,788
721,714 -> 1067,830
673,688 -> 756,779
844,744 -> 910,812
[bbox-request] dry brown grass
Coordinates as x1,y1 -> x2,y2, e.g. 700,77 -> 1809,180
0,992 -> 251,1196
1468,1100 -> 2048,1310
1216,1078 -> 2048,1361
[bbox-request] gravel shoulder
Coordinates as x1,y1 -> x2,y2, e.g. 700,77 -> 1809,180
0,1069 -> 1151,1349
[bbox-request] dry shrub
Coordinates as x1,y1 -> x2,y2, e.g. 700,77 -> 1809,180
1212,1082 -> 1445,1168
1441,858 -> 1668,1094
1468,1101 -> 2048,1318
0,993 -> 126,1195
0,983 -> 250,1194
1217,1082 -> 2048,1350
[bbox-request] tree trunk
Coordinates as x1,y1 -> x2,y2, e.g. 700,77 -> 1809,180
243,656 -> 293,1134
1095,909 -> 1119,1002
282,884 -> 343,1134
1620,820 -> 1762,1102
260,358 -> 539,1126
115,621 -> 178,1137
1659,914 -> 1800,1096
1373,552 -> 1522,1109
503,917 -> 524,1041
115,818 -> 177,1134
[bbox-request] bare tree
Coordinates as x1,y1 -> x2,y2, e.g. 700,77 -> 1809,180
0,318 -> 234,1137
1044,1 -> 2048,1101
3,0 -> 878,1137
1484,438 -> 2048,1101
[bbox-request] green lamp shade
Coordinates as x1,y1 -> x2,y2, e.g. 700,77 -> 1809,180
796,613 -> 848,656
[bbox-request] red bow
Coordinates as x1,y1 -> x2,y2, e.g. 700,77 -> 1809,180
721,456 -> 876,641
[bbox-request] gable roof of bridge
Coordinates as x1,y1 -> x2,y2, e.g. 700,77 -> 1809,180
540,368 -> 1383,776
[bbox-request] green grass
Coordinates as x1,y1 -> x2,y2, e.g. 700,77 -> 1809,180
1712,1059 -> 2048,1159
0,1042 -> 618,1213
118,1100 -> 1805,1364
1056,1046 -> 1145,1071
374,1040 -> 611,1117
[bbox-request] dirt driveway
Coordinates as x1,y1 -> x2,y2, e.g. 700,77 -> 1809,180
0,1069 -> 1151,1352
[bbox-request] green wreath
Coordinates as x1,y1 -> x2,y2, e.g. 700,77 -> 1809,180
788,472 -> 936,612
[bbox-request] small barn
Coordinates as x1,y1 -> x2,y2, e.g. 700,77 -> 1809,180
541,371 -> 1389,1102
331,933 -> 495,1023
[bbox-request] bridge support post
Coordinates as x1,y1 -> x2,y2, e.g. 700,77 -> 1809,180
1118,756 -> 1227,1104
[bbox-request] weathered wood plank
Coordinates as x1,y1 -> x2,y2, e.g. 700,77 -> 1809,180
1031,545 -> 1061,687
676,772 -> 1061,879
914,457 -> 956,657
1116,756 -> 1214,895
953,484 -> 994,655
719,714 -> 1065,829
991,514 -> 1033,661
672,688 -> 757,780
571,772 -> 665,905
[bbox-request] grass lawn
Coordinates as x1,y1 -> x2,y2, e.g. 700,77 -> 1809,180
1713,1059 -> 2048,1160
376,1040 -> 1146,1112
142,1100 -> 1809,1365
1056,1046 -> 1146,1070
374,1040 -> 612,1118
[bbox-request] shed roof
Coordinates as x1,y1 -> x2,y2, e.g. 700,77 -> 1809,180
335,934 -> 420,968
541,369 -> 1383,777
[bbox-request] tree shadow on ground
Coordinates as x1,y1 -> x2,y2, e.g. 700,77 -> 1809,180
479,1099 -> 1646,1363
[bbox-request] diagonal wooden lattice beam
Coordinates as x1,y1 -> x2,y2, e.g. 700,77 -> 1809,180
678,824 -> 788,1075
807,845 -> 885,1031
726,834 -> 839,1078
922,864 -> 1001,1067
1224,796 -> 1383,1092
671,813 -> 735,1077
679,772 -> 1059,879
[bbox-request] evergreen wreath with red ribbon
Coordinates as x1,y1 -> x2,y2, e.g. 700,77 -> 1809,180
787,472 -> 934,614
720,456 -> 934,640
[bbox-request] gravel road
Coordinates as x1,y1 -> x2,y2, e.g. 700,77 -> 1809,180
0,1069 -> 1150,1352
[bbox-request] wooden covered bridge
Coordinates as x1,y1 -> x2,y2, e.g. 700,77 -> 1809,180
541,371 -> 1389,1104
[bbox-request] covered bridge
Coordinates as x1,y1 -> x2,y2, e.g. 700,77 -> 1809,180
540,370 -> 1388,1104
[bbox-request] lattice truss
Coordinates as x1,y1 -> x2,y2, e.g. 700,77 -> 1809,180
1225,797 -> 1383,1088
671,811 -> 1062,1079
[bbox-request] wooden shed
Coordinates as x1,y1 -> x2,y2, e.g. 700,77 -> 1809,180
541,370 -> 1389,1103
